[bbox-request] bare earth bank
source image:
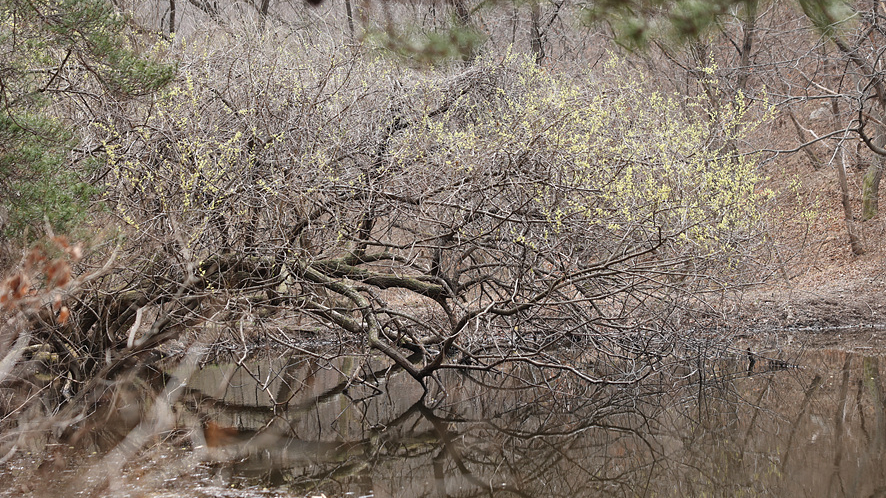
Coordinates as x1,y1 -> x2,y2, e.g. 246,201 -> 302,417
734,254 -> 886,352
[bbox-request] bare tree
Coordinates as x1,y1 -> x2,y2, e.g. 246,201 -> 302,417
33,32 -> 763,398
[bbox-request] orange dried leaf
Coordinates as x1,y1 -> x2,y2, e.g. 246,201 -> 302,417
46,260 -> 71,288
25,248 -> 45,270
3,275 -> 19,293
58,269 -> 71,287
8,274 -> 30,300
53,236 -> 70,250
57,306 -> 70,325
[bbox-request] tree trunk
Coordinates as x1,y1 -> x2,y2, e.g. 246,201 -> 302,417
530,1 -> 545,66
344,0 -> 355,40
734,0 -> 757,96
449,0 -> 475,62
451,0 -> 470,26
724,0 -> 756,160
169,0 -> 176,35
835,128 -> 866,255
825,1 -> 886,224
188,0 -> 221,21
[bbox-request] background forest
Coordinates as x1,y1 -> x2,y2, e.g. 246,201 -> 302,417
1,0 -> 885,491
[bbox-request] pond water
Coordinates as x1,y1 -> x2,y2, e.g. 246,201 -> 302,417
2,345 -> 885,497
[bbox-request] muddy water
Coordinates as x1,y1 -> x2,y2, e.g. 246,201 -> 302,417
2,347 -> 885,497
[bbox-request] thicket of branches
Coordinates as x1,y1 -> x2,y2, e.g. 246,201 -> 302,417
48,28 -> 762,389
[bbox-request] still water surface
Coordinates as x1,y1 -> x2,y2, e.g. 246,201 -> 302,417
3,345 -> 885,497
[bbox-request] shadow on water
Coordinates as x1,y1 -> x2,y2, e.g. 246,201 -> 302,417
3,345 -> 886,497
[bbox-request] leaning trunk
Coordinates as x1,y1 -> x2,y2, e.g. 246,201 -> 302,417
862,111 -> 886,220
832,98 -> 866,254
838,145 -> 866,255
862,159 -> 883,220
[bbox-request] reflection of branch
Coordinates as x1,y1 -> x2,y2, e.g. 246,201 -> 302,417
412,398 -> 532,498
779,373 -> 822,472
184,352 -> 426,417
739,373 -> 774,459
826,356 -> 852,495
442,354 -> 645,385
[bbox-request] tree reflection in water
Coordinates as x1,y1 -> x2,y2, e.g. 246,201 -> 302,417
3,347 -> 886,497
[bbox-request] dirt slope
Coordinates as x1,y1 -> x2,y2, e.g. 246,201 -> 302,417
733,151 -> 886,349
